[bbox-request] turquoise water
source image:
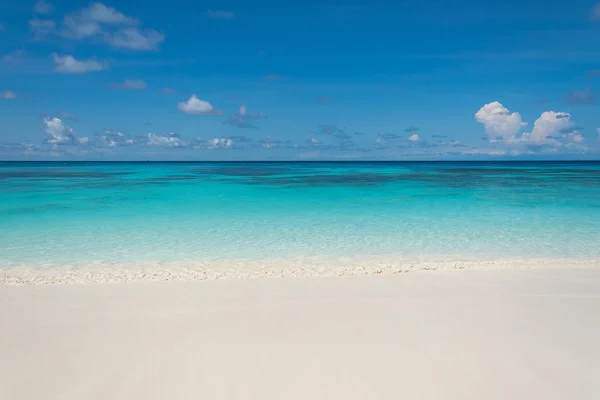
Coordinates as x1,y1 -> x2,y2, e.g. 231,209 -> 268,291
1,161 -> 600,269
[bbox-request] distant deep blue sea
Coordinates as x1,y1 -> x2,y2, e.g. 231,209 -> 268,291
1,161 -> 600,279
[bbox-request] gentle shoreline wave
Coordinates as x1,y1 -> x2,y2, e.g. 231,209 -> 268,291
2,256 -> 599,285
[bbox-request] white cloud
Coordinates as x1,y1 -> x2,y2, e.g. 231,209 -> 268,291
565,88 -> 596,105
209,137 -> 233,148
62,2 -> 136,39
205,10 -> 235,19
192,137 -> 233,149
0,91 -> 17,99
475,101 -> 526,140
597,128 -> 600,137
43,117 -> 76,146
110,79 -> 147,89
62,16 -> 101,38
57,110 -> 77,120
29,19 -> 56,37
81,2 -> 136,24
35,1 -> 53,14
55,3 -> 163,51
51,53 -> 106,73
567,131 -> 585,143
592,2 -> 600,20
516,111 -> 571,146
239,104 -> 247,116
95,129 -> 135,147
1,50 -> 26,65
108,28 -> 164,50
408,134 -> 420,141
147,133 -> 186,148
178,95 -> 220,115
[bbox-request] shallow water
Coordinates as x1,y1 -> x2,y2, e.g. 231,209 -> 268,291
1,161 -> 600,271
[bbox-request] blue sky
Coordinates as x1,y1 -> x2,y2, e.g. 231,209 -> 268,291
1,0 -> 600,160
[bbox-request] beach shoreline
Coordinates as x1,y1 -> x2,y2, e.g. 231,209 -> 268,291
2,256 -> 600,285
1,267 -> 599,399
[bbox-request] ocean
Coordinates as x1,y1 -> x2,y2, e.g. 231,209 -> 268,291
1,161 -> 600,283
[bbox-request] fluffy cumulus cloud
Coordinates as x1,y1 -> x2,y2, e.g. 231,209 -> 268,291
51,53 -> 106,73
408,134 -> 420,141
475,102 -> 589,153
177,95 -> 220,115
518,111 -> 573,146
35,2 -> 164,51
146,133 -> 186,148
475,101 -> 526,140
110,79 -> 147,89
43,117 -> 89,146
0,90 -> 17,99
209,137 -> 233,148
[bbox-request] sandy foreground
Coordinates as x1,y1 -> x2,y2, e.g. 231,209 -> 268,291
1,268 -> 600,400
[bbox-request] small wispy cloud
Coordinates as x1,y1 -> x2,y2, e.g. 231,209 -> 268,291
317,96 -> 334,104
108,28 -> 164,50
264,74 -> 283,81
223,115 -> 258,129
51,53 -> 107,73
110,79 -> 147,89
34,0 -> 53,14
205,10 -> 235,19
29,19 -> 56,37
1,50 -> 26,65
58,110 -> 77,120
316,125 -> 345,135
158,87 -> 176,94
591,2 -> 600,20
565,88 -> 596,105
378,132 -> 402,139
95,129 -> 135,147
37,3 -> 164,51
223,105 -> 266,128
404,126 -> 420,133
0,90 -> 18,99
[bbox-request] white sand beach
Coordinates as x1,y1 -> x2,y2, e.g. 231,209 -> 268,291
1,267 -> 600,399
